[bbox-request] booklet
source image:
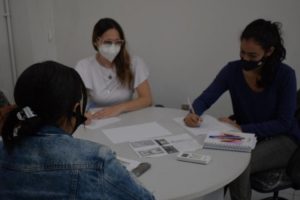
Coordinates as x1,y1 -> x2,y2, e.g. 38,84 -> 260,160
129,133 -> 201,158
203,131 -> 257,152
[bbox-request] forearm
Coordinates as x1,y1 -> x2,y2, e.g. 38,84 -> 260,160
115,95 -> 152,113
117,79 -> 152,113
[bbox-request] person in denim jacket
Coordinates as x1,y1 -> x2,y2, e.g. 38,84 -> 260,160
0,61 -> 155,200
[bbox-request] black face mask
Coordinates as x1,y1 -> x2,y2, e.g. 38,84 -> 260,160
72,106 -> 87,133
240,58 -> 265,71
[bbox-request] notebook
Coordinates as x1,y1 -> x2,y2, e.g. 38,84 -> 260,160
203,131 -> 257,152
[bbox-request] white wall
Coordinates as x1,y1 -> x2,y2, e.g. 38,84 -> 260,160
0,0 -> 14,101
5,0 -> 300,116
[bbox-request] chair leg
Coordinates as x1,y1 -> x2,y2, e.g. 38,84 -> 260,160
274,191 -> 279,200
260,191 -> 289,200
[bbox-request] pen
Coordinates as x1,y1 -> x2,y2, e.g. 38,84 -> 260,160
209,135 -> 244,140
187,97 -> 196,114
223,133 -> 245,140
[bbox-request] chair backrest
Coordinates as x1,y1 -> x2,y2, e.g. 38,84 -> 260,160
286,146 -> 300,189
0,91 -> 9,107
289,89 -> 300,189
295,89 -> 300,120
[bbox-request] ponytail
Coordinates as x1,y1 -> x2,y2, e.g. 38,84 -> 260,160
1,61 -> 87,152
1,106 -> 43,151
2,107 -> 21,151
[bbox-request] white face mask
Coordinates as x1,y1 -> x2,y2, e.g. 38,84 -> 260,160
99,44 -> 121,62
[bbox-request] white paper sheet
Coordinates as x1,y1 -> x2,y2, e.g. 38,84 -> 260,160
103,122 -> 172,144
86,117 -> 121,130
117,156 -> 141,171
174,114 -> 237,136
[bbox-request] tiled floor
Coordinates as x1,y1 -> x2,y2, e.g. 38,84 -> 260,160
224,189 -> 298,200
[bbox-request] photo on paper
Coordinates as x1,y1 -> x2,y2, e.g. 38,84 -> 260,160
162,145 -> 179,154
154,138 -> 169,145
130,140 -> 156,148
129,133 -> 202,157
137,147 -> 165,157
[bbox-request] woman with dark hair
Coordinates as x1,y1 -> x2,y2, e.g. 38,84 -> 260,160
184,19 -> 299,200
0,61 -> 155,200
0,91 -> 14,135
76,18 -> 152,119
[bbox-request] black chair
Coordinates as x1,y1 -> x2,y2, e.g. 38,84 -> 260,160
250,89 -> 300,200
0,90 -> 9,107
250,145 -> 300,200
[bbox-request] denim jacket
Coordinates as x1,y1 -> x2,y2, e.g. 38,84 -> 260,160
0,126 -> 155,200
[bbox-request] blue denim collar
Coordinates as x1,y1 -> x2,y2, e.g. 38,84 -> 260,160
37,125 -> 72,137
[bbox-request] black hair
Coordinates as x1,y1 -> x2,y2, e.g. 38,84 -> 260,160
241,18 -> 286,87
1,61 -> 87,151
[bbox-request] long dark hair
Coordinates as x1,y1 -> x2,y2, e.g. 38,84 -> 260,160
92,18 -> 133,88
241,19 -> 286,87
1,61 -> 87,151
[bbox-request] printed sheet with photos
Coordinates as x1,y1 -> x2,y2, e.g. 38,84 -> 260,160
129,133 -> 202,158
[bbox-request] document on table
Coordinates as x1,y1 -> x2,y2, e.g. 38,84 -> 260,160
103,122 -> 173,144
174,114 -> 237,136
86,117 -> 121,130
129,133 -> 202,158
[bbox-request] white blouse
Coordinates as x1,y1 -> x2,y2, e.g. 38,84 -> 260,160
75,55 -> 149,108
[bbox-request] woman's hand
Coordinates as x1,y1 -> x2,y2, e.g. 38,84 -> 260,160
218,117 -> 241,130
92,105 -> 123,119
84,112 -> 93,125
184,113 -> 203,127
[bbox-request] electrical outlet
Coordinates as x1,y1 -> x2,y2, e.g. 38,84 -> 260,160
181,104 -> 189,111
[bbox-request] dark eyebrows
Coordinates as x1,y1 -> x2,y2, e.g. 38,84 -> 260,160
240,49 -> 257,57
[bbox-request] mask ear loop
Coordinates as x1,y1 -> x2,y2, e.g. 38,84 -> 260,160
71,101 -> 87,134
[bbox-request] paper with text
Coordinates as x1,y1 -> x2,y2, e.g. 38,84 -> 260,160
129,133 -> 201,158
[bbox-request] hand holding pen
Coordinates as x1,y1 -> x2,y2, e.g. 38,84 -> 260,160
183,98 -> 203,127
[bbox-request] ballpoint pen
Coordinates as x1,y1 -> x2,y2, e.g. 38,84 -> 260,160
209,134 -> 244,140
209,135 -> 244,140
187,97 -> 196,114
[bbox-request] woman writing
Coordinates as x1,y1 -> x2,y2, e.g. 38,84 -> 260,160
184,19 -> 299,200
